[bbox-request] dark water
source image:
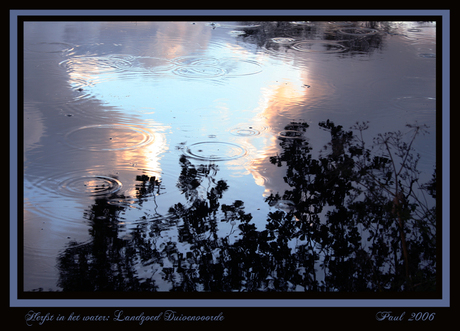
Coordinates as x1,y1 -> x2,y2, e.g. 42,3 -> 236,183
23,21 -> 436,293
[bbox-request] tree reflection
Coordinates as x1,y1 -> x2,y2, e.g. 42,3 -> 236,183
57,120 -> 436,293
236,21 -> 385,56
57,195 -> 156,291
265,120 -> 436,291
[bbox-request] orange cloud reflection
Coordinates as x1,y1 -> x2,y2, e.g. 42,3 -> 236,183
247,76 -> 312,197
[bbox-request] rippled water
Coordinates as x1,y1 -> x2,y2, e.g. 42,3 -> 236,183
23,21 -> 436,293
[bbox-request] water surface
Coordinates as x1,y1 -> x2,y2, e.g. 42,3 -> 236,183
23,21 -> 436,294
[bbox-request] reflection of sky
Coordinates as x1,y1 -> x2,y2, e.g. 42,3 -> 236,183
62,22 -> 312,193
25,20 -> 437,214
61,20 -> 436,191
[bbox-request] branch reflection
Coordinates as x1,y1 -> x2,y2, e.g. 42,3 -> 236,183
57,119 -> 436,293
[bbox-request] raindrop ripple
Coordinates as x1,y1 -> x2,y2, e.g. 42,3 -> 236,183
291,41 -> 348,53
59,175 -> 122,197
183,141 -> 248,161
338,27 -> 379,36
64,124 -> 154,151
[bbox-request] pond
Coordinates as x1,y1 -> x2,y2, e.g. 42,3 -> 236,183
23,21 -> 436,294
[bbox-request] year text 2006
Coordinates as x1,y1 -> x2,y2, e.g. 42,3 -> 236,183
376,311 -> 436,322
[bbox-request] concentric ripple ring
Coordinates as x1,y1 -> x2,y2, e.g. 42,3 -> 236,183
271,37 -> 296,44
59,175 -> 122,197
172,66 -> 226,78
183,141 -> 248,161
64,124 -> 154,151
229,126 -> 264,136
338,27 -> 378,36
292,41 -> 348,53
278,130 -> 305,139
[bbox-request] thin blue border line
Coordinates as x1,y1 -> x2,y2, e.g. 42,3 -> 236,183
441,9 -> 450,307
10,9 -> 448,16
10,9 -> 19,308
10,9 -> 449,308
7,299 -> 450,308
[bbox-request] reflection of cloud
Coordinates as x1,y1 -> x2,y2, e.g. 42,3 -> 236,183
261,80 -> 305,116
101,126 -> 168,198
247,78 -> 310,196
146,22 -> 212,59
62,57 -> 109,89
60,21 -> 318,200
247,140 -> 291,197
59,23 -> 213,198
